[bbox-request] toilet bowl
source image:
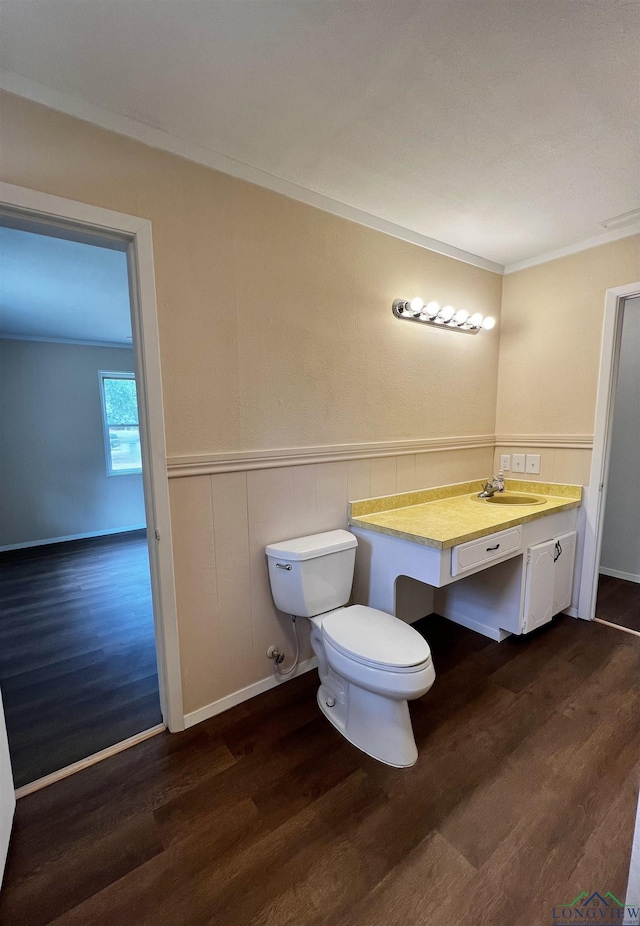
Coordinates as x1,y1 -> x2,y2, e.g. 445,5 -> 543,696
265,530 -> 435,767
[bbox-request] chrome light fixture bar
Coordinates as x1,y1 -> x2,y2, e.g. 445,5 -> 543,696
392,298 -> 495,334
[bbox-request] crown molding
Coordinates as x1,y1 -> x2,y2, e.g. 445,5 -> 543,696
0,332 -> 131,349
3,70 -> 636,279
0,69 -> 504,275
6,70 -> 632,281
504,226 -> 640,274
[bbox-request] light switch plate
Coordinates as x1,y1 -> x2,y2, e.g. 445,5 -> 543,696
526,454 -> 541,474
500,454 -> 511,471
512,453 -> 526,473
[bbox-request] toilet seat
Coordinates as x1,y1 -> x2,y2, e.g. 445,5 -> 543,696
320,605 -> 431,672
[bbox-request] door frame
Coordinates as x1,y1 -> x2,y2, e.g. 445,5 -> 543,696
0,180 -> 184,732
578,281 -> 640,620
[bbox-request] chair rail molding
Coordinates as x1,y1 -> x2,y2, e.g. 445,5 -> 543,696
166,435 -> 496,478
494,434 -> 594,450
167,433 -> 594,477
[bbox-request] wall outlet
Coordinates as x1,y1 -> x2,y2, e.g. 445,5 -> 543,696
512,453 -> 526,473
526,454 -> 541,474
500,454 -> 511,471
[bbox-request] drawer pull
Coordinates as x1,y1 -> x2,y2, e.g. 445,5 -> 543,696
486,543 -> 500,551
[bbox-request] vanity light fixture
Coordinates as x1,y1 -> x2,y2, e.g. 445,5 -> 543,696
392,298 -> 496,334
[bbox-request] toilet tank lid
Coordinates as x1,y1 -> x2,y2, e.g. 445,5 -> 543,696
266,529 -> 357,562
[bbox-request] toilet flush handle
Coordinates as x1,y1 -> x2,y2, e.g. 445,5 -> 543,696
276,563 -> 292,570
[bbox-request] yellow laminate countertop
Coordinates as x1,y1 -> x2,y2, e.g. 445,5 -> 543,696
348,479 -> 582,550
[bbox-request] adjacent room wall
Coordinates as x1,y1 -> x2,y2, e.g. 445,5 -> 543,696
0,338 -> 145,549
494,236 -> 640,486
600,297 -> 640,583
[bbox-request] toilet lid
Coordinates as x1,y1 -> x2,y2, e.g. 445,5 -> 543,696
321,605 -> 431,669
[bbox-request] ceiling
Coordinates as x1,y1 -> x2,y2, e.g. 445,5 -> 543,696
0,0 -> 638,268
0,227 -> 132,344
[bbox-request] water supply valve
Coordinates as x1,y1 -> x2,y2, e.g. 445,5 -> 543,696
267,645 -> 285,665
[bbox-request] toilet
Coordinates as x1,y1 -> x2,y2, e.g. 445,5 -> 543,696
265,529 -> 435,767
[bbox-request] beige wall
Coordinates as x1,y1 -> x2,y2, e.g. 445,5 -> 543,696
0,92 -> 501,716
0,92 -> 502,456
497,236 -> 640,438
494,236 -> 640,485
0,340 -> 145,548
4,91 -> 636,718
491,445 -> 593,487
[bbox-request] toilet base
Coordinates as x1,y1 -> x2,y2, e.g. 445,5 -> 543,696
317,683 -> 418,768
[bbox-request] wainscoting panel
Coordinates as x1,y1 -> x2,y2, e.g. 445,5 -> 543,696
167,476 -> 220,715
210,472 -> 255,701
493,445 -> 593,486
169,444 -> 495,722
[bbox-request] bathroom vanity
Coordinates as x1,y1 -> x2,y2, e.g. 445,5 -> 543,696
348,480 -> 581,641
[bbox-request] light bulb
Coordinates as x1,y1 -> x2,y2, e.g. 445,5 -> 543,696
482,316 -> 496,330
469,312 -> 484,328
453,309 -> 469,325
425,301 -> 440,318
409,296 -> 424,314
439,305 -> 455,322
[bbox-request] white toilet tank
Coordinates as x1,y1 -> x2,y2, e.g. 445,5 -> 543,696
265,530 -> 357,617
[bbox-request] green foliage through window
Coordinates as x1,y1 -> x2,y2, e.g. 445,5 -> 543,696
100,373 -> 142,475
103,377 -> 139,426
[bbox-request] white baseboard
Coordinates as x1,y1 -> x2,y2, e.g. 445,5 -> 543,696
15,723 -> 165,798
184,656 -> 319,729
0,525 -> 147,553
593,618 -> 640,639
599,567 -> 640,585
403,605 -> 432,625
440,608 -> 510,642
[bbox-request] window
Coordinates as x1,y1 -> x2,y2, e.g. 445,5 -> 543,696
99,372 -> 142,475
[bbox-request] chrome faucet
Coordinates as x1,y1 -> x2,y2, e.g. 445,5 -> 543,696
478,471 -> 505,498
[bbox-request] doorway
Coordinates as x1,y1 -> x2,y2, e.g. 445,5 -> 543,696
0,182 -> 183,797
0,223 -> 163,787
579,284 -> 640,628
594,295 -> 640,632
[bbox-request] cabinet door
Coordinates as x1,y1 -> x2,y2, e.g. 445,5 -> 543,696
523,539 -> 556,633
553,531 -> 577,615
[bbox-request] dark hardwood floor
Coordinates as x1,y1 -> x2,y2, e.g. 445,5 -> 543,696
0,531 -> 162,788
596,574 -> 640,633
1,613 -> 638,926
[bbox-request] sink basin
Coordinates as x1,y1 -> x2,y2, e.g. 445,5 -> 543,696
471,493 -> 546,506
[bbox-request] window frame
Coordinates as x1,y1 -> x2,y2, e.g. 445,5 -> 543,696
98,370 -> 142,477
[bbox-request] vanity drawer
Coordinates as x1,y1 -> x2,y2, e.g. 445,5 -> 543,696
451,526 -> 522,576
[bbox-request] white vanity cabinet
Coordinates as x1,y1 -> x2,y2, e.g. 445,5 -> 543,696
351,507 -> 580,642
522,531 -> 576,633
